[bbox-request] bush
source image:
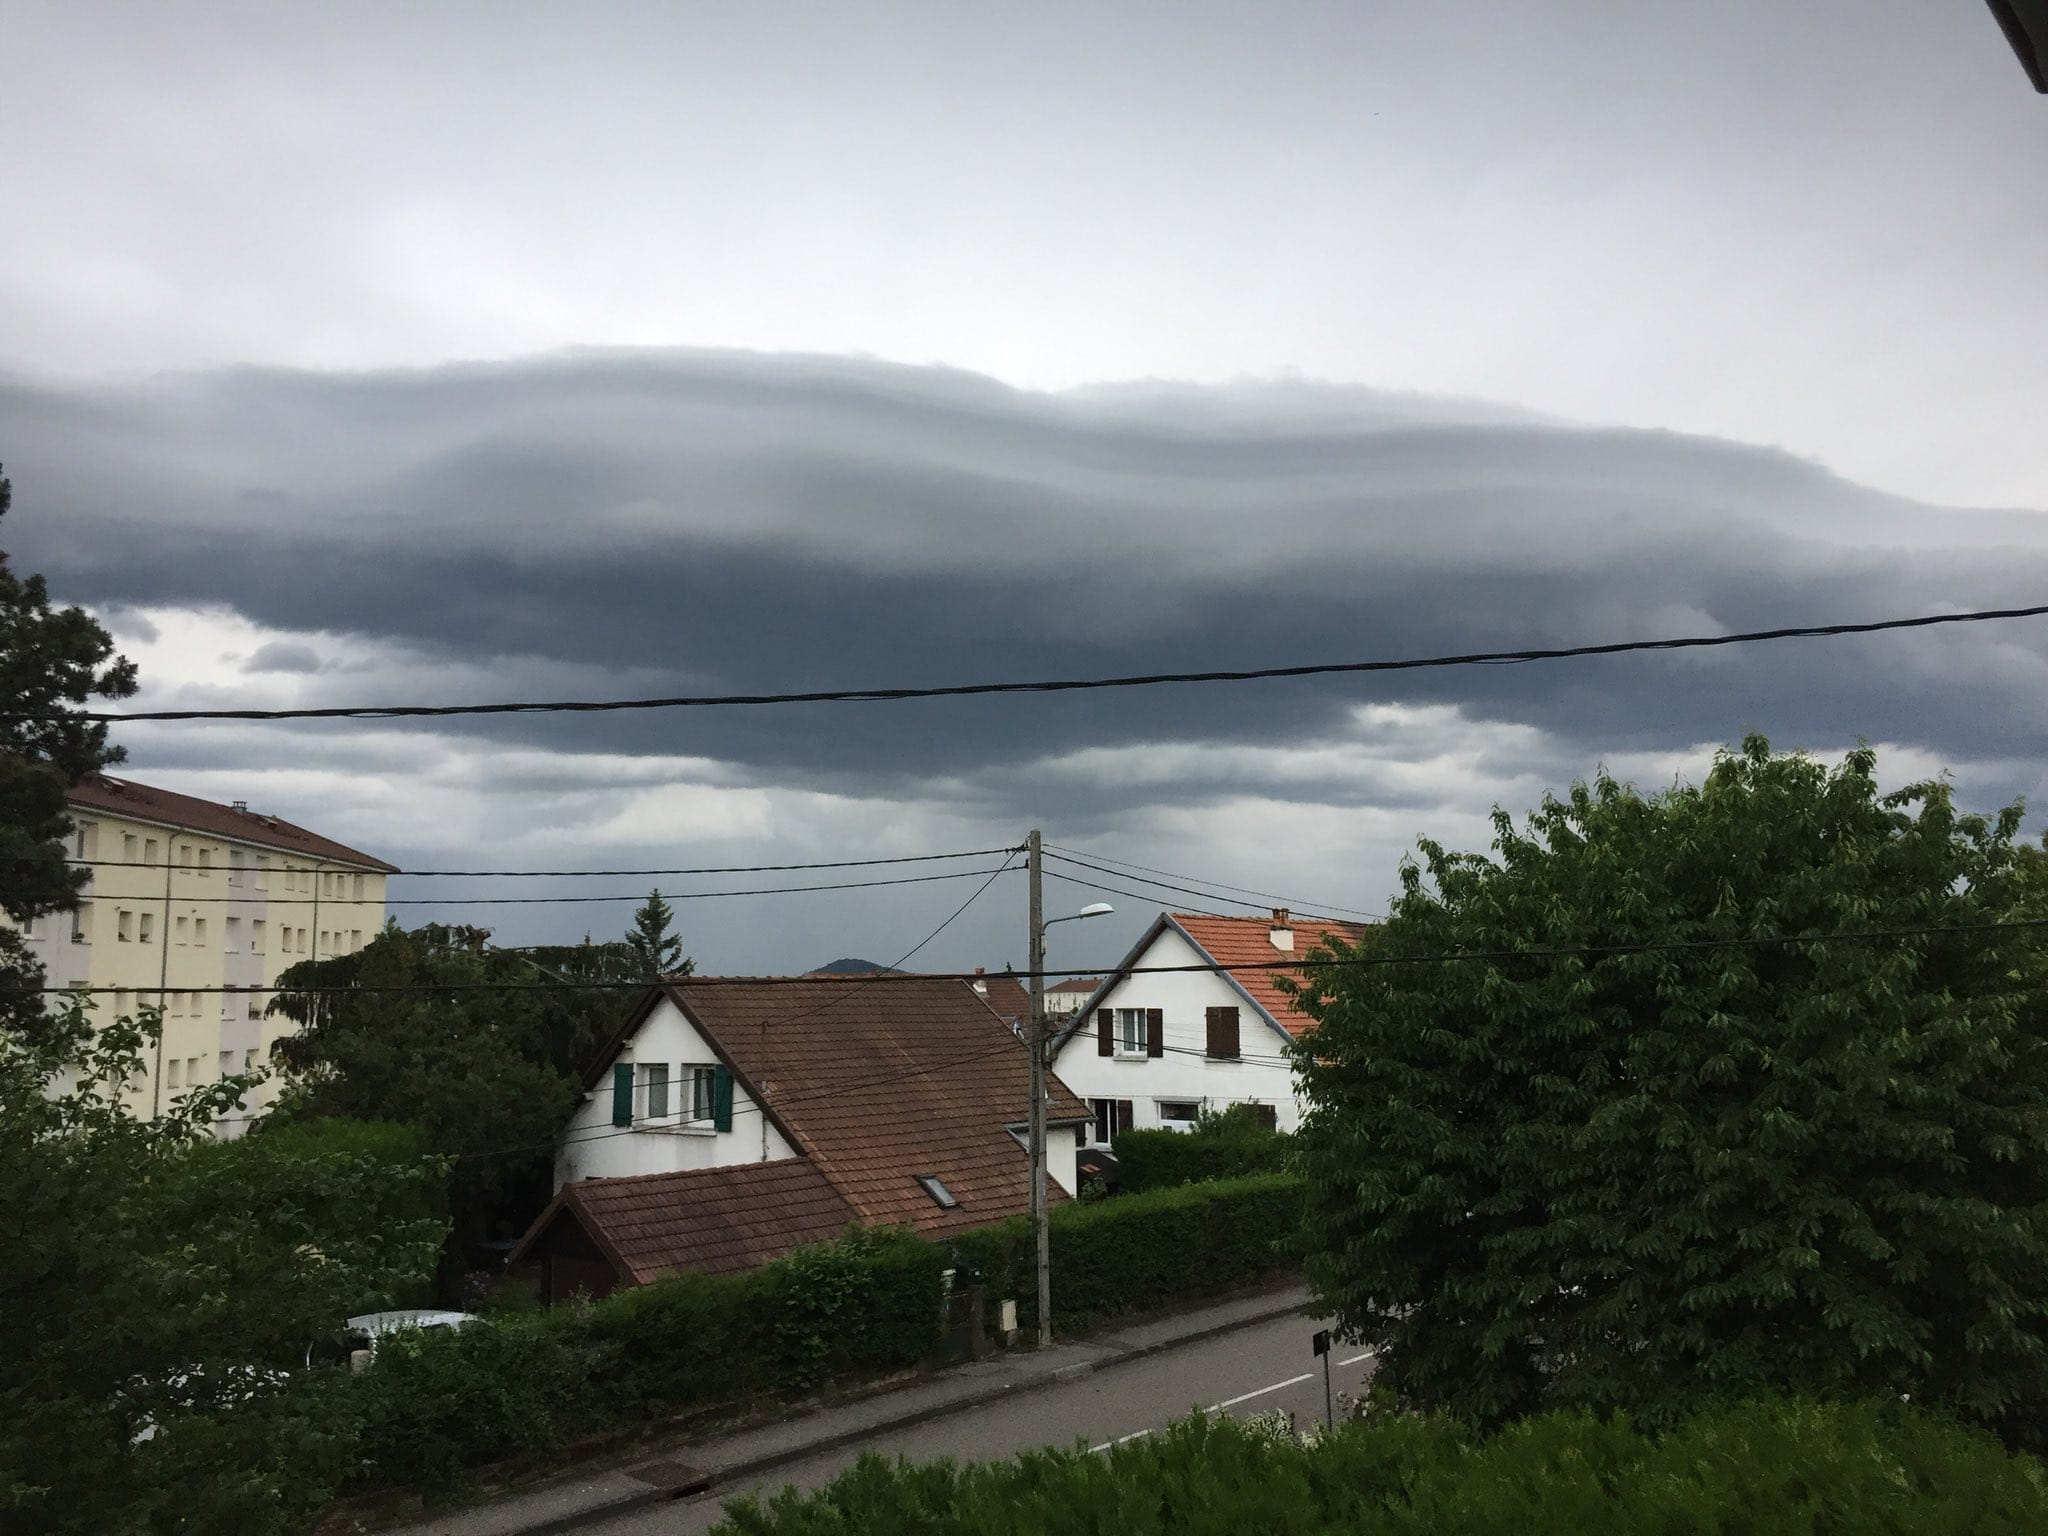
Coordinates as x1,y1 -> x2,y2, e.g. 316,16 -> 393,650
1114,1106 -> 1291,1194
949,1173 -> 1303,1335
711,1395 -> 2048,1535
1296,738 -> 2048,1445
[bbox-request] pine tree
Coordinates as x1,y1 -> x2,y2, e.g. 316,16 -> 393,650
624,888 -> 690,979
0,465 -> 139,1034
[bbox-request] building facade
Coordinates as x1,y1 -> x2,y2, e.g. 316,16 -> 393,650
13,774 -> 394,1131
1047,909 -> 1371,1144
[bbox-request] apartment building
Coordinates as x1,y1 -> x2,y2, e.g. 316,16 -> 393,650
15,773 -> 395,1133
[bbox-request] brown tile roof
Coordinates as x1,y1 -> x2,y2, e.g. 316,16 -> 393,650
1046,977 -> 1102,996
512,1158 -> 856,1282
1171,913 -> 1374,1038
668,975 -> 1086,1239
967,971 -> 1032,1031
68,774 -> 395,872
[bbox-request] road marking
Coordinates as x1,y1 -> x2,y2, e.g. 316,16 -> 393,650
1087,1348 -> 1378,1452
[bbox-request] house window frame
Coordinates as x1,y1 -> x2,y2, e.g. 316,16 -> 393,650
1114,1007 -> 1150,1057
1157,1099 -> 1203,1132
640,1062 -> 671,1120
688,1065 -> 718,1123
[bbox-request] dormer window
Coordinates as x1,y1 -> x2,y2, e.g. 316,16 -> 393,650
914,1173 -> 959,1210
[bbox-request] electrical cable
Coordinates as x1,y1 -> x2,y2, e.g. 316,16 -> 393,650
28,602 -> 2048,724
79,865 -> 1020,906
1042,842 -> 1383,921
1039,850 -> 1370,923
72,846 -> 1021,879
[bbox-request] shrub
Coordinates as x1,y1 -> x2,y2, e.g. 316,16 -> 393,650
1114,1106 -> 1291,1194
711,1395 -> 2048,1535
1296,737 -> 2048,1445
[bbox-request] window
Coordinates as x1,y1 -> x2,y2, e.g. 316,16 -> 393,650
72,821 -> 91,858
348,929 -> 362,950
689,1066 -> 717,1122
352,874 -> 365,901
112,989 -> 130,1019
641,1062 -> 671,1119
194,916 -> 208,946
219,1050 -> 233,1079
118,909 -> 134,942
187,1055 -> 202,1084
251,919 -> 266,954
225,916 -> 241,951
243,1049 -> 258,1072
179,844 -> 192,866
1244,1102 -> 1279,1132
71,903 -> 91,943
229,848 -> 246,887
1117,1008 -> 1151,1055
139,912 -> 155,944
144,838 -> 158,865
175,915 -> 188,945
297,927 -> 308,955
1091,1097 -> 1135,1142
247,991 -> 264,1020
1157,1100 -> 1202,1131
319,930 -> 330,953
255,855 -> 269,892
198,847 -> 212,872
914,1173 -> 959,1210
123,833 -> 139,862
168,1058 -> 182,1088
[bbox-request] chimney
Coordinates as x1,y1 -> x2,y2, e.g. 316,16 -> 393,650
231,800 -> 248,813
1268,908 -> 1294,952
972,965 -> 987,996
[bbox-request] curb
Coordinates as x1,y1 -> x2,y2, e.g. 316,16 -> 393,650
491,1290 -> 1309,1536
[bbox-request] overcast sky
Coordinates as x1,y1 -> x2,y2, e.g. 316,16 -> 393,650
4,3 -> 2044,975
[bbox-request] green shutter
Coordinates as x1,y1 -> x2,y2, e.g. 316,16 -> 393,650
612,1063 -> 634,1127
712,1064 -> 734,1132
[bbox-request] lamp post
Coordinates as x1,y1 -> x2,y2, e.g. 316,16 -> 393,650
1026,828 -> 1112,1347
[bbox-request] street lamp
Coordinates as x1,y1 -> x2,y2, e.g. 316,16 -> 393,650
1026,827 -> 1112,1347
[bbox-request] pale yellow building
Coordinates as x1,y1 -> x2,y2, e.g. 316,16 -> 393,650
15,773 -> 393,1132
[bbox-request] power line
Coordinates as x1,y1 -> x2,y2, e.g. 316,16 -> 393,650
1042,843 -> 1383,922
71,846 -> 1021,879
1039,850 -> 1374,923
69,865 -> 1020,906
30,915 -> 2048,998
30,602 -> 2048,725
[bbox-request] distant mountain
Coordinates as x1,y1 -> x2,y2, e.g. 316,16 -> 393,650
809,957 -> 903,975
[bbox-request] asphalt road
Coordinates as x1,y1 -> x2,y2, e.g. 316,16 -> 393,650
593,1312 -> 1375,1534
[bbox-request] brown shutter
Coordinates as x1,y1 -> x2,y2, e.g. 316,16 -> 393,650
1097,1008 -> 1113,1056
1213,1006 -> 1240,1060
1146,1008 -> 1164,1058
1117,1099 -> 1135,1134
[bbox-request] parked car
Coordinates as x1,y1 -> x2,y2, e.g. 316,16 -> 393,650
305,1308 -> 476,1370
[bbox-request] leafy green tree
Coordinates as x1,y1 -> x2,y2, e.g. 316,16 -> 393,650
1294,736 -> 2048,1447
269,923 -> 605,1292
0,996 -> 444,1534
0,464 -> 139,1033
624,888 -> 690,979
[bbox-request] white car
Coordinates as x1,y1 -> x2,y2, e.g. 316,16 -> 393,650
306,1308 -> 477,1370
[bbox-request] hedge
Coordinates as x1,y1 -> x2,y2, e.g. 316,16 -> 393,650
1113,1124 -> 1291,1194
948,1173 -> 1303,1334
349,1175 -> 1304,1493
713,1395 -> 2048,1535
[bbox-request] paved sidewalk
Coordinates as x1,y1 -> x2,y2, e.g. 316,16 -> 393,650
382,1284 -> 1308,1536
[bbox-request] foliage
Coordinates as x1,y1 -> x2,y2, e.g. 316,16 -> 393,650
349,1225 -> 945,1491
711,1395 -> 2048,1535
0,463 -> 139,1034
1114,1104 -> 1291,1193
349,1179 -> 1288,1493
269,922 -> 602,1287
0,997 -> 444,1535
949,1173 -> 1303,1336
1294,736 -> 2048,1446
625,887 -> 690,980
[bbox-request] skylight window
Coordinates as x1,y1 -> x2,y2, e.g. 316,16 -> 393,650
914,1173 -> 959,1210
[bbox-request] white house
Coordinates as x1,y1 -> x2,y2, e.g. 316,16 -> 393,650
517,974 -> 1089,1296
1047,909 -> 1372,1144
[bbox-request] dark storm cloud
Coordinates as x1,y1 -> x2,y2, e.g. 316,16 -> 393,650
5,350 -> 2047,817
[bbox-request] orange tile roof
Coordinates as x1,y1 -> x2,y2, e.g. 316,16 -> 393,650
511,1158 -> 856,1282
1170,913 -> 1374,1038
68,774 -> 395,871
664,975 -> 1085,1239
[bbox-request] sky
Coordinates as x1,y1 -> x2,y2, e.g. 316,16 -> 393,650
3,2 -> 2045,976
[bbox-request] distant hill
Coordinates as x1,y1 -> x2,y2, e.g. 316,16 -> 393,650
809,957 -> 903,975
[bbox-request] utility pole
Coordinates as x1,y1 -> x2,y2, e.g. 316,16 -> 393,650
1027,828 -> 1051,1347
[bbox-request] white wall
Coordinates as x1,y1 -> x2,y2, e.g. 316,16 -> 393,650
1048,924 -> 1305,1141
556,996 -> 798,1187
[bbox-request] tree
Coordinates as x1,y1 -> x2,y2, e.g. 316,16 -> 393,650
269,923 -> 605,1295
0,996 -> 444,1533
1294,736 -> 2048,1448
624,888 -> 690,980
0,464 -> 139,1033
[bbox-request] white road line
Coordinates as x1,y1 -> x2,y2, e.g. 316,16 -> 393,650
1087,1350 -> 1378,1453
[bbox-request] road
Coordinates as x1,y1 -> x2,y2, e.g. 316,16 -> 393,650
592,1312 -> 1374,1534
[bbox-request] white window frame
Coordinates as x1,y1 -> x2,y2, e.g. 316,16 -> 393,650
1157,1099 -> 1203,1132
1115,1007 -> 1150,1057
640,1062 -> 671,1120
688,1065 -> 718,1123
